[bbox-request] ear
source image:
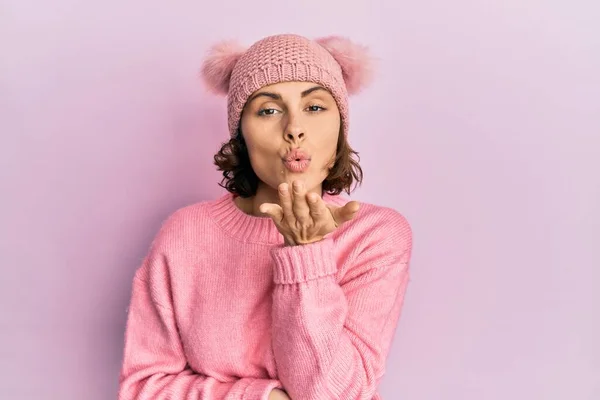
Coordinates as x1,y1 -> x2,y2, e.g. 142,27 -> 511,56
315,36 -> 374,95
200,40 -> 246,95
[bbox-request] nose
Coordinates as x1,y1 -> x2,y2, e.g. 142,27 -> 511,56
285,130 -> 305,142
284,114 -> 305,143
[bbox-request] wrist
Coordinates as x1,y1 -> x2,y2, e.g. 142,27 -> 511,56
272,237 -> 336,284
269,388 -> 290,399
284,235 -> 324,247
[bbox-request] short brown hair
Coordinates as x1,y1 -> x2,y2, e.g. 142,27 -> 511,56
213,128 -> 363,198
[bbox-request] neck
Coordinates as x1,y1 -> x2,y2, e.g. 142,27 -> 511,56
235,181 -> 323,217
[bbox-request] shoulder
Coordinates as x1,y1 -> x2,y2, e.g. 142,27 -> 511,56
355,201 -> 412,240
133,196 -> 223,281
328,194 -> 411,240
145,194 -> 228,252
331,196 -> 413,264
153,200 -> 212,241
355,201 -> 412,252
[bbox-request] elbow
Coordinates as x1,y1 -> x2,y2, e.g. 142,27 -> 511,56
117,373 -> 144,400
294,363 -> 380,400
118,370 -> 162,400
326,371 -> 380,400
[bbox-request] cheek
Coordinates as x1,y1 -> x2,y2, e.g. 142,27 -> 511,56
309,117 -> 339,151
245,141 -> 268,170
243,134 -> 281,179
242,120 -> 273,154
245,132 -> 278,157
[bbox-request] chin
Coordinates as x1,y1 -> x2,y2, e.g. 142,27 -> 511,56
258,168 -> 326,193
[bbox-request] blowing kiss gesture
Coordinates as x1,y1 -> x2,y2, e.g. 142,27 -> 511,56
259,180 -> 360,246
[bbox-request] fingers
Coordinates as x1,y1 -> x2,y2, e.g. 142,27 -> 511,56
259,203 -> 284,225
307,192 -> 328,221
291,181 -> 310,224
330,201 -> 360,227
345,200 -> 361,216
278,183 -> 296,227
268,182 -> 358,239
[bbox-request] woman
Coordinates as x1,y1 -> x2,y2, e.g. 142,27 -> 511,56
118,33 -> 413,400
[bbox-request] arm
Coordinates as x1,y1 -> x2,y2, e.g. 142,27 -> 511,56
118,244 -> 281,400
269,211 -> 412,400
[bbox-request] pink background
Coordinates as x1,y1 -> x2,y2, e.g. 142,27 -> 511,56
1,1 -> 599,399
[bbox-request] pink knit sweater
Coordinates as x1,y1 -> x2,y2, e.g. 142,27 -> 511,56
118,192 -> 412,400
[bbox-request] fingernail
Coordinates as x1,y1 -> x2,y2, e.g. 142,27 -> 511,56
279,184 -> 288,193
293,181 -> 302,192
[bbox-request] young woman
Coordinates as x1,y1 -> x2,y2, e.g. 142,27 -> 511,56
118,33 -> 413,400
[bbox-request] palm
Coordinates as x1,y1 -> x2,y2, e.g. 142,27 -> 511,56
259,181 -> 360,246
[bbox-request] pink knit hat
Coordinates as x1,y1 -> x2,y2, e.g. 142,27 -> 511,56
200,33 -> 373,138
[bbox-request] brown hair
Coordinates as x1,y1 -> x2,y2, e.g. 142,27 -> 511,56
213,128 -> 363,198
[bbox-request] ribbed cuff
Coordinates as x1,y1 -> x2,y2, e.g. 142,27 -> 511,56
242,379 -> 282,400
271,238 -> 337,284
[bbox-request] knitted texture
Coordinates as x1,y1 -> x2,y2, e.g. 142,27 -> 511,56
201,33 -> 374,138
118,192 -> 412,400
227,34 -> 349,137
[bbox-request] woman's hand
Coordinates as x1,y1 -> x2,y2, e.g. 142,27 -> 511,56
269,388 -> 291,400
259,180 -> 360,246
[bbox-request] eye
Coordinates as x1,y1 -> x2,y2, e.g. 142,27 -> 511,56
257,108 -> 281,116
306,104 -> 326,113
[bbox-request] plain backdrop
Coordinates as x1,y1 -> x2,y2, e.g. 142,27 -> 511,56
1,1 -> 599,399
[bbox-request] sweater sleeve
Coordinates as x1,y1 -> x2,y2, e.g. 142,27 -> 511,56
118,248 -> 281,400
269,211 -> 412,400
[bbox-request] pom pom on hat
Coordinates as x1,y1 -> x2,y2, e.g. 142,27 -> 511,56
200,40 -> 246,95
315,36 -> 374,95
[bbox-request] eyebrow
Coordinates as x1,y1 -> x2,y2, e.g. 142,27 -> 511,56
247,85 -> 327,103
